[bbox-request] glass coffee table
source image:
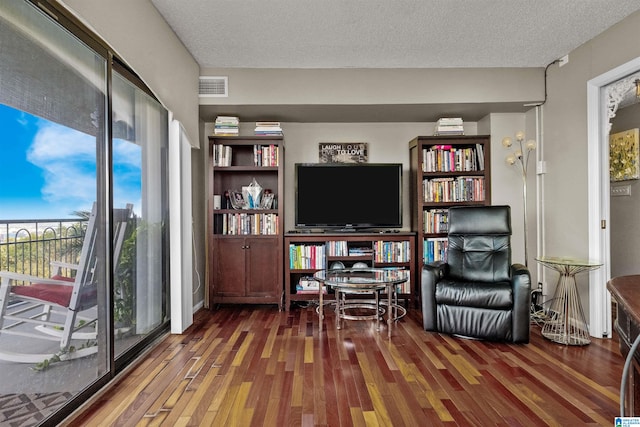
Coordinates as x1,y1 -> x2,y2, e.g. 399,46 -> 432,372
313,268 -> 409,339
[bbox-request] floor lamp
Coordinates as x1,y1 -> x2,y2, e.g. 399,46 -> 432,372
502,131 -> 536,267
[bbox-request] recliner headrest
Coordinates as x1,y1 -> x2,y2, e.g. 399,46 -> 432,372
448,205 -> 512,235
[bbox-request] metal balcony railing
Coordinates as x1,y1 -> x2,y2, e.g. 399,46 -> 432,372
0,218 -> 88,283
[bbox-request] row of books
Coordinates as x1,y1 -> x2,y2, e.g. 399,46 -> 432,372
291,241 -> 412,268
423,209 -> 449,234
213,144 -> 280,167
254,144 -> 279,167
423,176 -> 485,203
422,144 -> 484,172
326,242 -> 373,257
214,213 -> 278,235
434,117 -> 464,136
373,241 -> 412,263
289,244 -> 326,269
424,238 -> 448,263
212,144 -> 232,166
214,116 -> 239,136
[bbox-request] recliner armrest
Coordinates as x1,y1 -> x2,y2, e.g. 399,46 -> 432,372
421,261 -> 448,331
510,263 -> 532,343
424,260 -> 447,280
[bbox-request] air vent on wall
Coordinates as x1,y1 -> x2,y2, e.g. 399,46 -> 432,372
199,76 -> 228,97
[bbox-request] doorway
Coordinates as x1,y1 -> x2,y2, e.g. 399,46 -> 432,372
587,56 -> 640,338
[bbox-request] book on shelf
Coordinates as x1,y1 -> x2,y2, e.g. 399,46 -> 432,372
434,117 -> 464,136
423,176 -> 485,202
254,121 -> 283,136
253,144 -> 279,167
213,144 -> 232,166
296,277 -> 322,294
289,244 -> 326,269
378,266 -> 411,294
327,241 -> 348,256
348,246 -> 374,256
296,286 -> 327,295
374,240 -> 411,263
424,238 -> 448,263
214,115 -> 239,136
423,208 -> 449,234
475,143 -> 485,171
218,212 -> 279,235
422,145 -> 479,172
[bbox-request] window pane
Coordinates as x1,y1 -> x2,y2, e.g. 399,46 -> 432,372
112,72 -> 169,357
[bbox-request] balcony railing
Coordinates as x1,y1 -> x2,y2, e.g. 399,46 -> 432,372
0,218 -> 88,282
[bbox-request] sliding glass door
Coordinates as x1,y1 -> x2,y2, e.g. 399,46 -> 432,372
0,1 -> 170,424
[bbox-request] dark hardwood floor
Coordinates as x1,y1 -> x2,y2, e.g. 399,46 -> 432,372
64,304 -> 623,426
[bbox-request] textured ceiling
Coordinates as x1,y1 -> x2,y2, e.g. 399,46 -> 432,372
151,0 -> 640,69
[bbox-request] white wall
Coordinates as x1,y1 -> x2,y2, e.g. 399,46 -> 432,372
59,0 -> 200,146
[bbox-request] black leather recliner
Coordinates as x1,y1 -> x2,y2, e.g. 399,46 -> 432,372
421,205 -> 531,343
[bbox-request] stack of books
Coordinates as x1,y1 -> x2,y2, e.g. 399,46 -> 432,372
214,116 -> 239,136
254,121 -> 283,136
296,277 -> 325,295
434,117 -> 464,136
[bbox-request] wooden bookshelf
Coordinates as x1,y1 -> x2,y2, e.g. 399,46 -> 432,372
409,135 -> 491,268
208,135 -> 284,309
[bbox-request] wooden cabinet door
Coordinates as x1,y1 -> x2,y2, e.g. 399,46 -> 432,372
245,237 -> 280,298
212,238 -> 245,297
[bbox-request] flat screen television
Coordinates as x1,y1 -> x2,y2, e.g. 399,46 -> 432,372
295,163 -> 403,230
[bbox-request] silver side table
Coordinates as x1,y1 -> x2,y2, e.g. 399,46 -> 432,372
536,256 -> 602,345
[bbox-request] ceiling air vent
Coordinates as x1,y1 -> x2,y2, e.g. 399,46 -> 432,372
199,76 -> 228,97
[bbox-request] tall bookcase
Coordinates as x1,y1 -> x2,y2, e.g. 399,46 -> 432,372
409,135 -> 491,268
284,233 -> 416,311
208,135 -> 284,309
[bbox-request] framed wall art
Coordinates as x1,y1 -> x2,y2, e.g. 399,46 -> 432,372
318,142 -> 368,163
610,128 -> 640,182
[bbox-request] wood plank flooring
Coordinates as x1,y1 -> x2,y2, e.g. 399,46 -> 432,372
64,304 -> 623,426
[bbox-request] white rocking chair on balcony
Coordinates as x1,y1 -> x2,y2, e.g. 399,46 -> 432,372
0,203 -> 133,363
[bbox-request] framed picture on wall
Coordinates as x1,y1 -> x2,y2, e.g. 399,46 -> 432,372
610,128 -> 640,182
318,142 -> 368,163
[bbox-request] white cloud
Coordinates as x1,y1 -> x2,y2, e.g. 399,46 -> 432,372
27,122 -> 142,213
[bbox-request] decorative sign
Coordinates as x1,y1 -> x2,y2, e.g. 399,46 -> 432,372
318,142 -> 368,163
610,128 -> 640,182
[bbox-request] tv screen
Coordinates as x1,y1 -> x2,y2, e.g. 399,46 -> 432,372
295,163 -> 403,230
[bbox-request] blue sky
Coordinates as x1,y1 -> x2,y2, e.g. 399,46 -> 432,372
0,103 -> 141,220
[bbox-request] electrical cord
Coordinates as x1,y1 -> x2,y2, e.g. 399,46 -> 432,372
620,332 -> 640,416
192,224 -> 202,295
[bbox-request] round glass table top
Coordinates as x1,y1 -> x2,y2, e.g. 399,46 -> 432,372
535,256 -> 602,268
313,268 -> 409,288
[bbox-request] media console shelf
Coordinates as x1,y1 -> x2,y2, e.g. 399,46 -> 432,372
284,232 -> 416,311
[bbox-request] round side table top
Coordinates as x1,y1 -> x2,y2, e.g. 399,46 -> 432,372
535,256 -> 602,270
